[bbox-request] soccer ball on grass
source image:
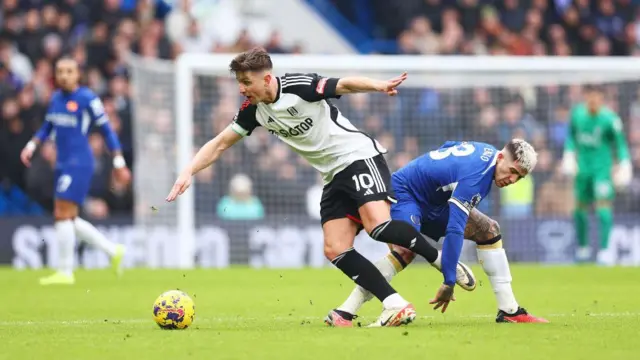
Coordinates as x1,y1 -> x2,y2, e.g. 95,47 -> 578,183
152,290 -> 195,329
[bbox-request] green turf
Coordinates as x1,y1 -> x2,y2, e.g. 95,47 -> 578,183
2,265 -> 638,360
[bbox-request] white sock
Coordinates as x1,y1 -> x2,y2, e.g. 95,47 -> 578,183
74,217 -> 117,257
382,293 -> 408,309
477,247 -> 519,314
337,255 -> 399,314
55,220 -> 76,276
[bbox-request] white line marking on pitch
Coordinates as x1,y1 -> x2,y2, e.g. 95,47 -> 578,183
0,312 -> 638,326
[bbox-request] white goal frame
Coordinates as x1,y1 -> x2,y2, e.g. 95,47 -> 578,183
174,54 -> 640,268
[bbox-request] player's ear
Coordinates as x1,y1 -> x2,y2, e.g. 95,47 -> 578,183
263,72 -> 272,87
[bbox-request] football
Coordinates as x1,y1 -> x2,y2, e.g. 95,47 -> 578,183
152,290 -> 195,329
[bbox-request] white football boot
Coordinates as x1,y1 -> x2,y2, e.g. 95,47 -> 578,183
367,303 -> 416,327
430,251 -> 477,291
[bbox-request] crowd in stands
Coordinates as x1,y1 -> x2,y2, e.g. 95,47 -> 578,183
0,0 -> 298,218
2,0 -> 640,221
335,0 -> 640,56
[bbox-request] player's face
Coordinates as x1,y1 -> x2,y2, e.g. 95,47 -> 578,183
55,60 -> 80,91
236,71 -> 271,104
494,152 -> 527,188
585,90 -> 603,114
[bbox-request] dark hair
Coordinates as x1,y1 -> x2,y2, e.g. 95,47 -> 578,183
56,55 -> 77,67
584,83 -> 604,93
229,47 -> 273,74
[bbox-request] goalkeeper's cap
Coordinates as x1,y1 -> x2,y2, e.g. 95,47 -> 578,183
506,138 -> 538,174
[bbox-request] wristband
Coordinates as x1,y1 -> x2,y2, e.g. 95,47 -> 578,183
113,155 -> 126,169
25,141 -> 36,152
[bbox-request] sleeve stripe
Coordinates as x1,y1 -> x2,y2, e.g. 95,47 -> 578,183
282,81 -> 313,87
448,198 -> 470,215
283,75 -> 314,81
230,122 -> 249,137
282,78 -> 313,83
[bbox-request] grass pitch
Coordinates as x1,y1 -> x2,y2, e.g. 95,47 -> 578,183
1,265 -> 638,360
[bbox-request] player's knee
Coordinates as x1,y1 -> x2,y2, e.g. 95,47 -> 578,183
488,219 -> 501,238
475,219 -> 502,249
322,219 -> 357,261
54,200 -> 78,221
358,200 -> 391,234
323,237 -> 353,261
595,200 -> 612,210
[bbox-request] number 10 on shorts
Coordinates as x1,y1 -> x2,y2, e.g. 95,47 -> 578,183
352,173 -> 375,192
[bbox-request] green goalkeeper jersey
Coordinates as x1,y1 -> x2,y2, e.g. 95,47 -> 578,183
564,103 -> 630,174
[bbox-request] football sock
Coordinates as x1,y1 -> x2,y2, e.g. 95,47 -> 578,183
337,251 -> 407,315
595,207 -> 613,250
331,247 -> 397,303
370,220 -> 438,263
74,217 -> 117,257
476,240 -> 519,314
55,219 -> 76,276
574,208 -> 589,248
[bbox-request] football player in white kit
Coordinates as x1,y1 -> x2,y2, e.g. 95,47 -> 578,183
166,47 -> 476,327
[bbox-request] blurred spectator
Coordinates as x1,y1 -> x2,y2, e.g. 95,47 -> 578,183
217,174 -> 264,220
350,0 -> 640,56
536,165 -> 574,217
549,104 -> 570,152
3,0 -> 640,223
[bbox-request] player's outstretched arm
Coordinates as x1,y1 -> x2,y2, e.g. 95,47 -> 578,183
166,125 -> 242,202
21,119 -> 54,167
429,201 -> 469,313
335,72 -> 407,96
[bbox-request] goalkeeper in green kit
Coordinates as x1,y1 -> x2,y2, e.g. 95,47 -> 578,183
562,85 -> 633,265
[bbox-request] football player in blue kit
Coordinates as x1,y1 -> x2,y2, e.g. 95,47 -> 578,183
20,57 -> 131,285
326,139 -> 549,325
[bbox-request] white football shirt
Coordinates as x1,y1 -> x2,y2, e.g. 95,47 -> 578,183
231,73 -> 386,184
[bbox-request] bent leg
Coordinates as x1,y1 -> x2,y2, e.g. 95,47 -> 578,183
323,218 -> 398,305
466,209 -> 547,322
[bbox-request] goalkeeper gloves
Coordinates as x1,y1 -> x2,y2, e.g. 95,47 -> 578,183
561,151 -> 578,177
613,160 -> 633,190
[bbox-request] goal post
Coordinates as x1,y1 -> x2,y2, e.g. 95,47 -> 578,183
130,53 -> 640,269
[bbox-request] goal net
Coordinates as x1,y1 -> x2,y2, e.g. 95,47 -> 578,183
129,54 -> 640,268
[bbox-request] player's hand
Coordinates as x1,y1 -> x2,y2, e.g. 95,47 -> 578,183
613,161 -> 633,190
20,145 -> 35,167
561,151 -> 577,177
113,167 -> 132,185
429,284 -> 456,313
166,170 -> 192,202
379,72 -> 407,96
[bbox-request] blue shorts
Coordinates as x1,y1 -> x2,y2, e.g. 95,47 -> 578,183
54,167 -> 93,205
390,179 -> 449,241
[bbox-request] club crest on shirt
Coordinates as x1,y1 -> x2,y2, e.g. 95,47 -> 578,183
316,78 -> 328,94
66,101 -> 78,112
286,107 -> 298,116
460,193 -> 482,213
470,194 -> 482,208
